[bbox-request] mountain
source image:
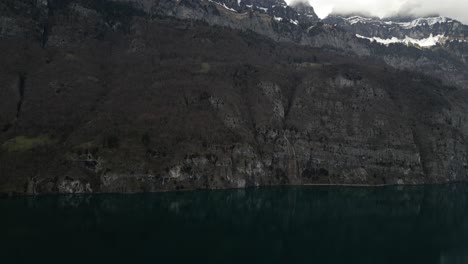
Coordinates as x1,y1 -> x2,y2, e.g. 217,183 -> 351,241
324,14 -> 468,47
109,0 -> 368,54
129,0 -> 468,88
1,0 -> 468,195
322,14 -> 468,88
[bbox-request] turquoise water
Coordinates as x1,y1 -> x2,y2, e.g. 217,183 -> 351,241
1,185 -> 468,263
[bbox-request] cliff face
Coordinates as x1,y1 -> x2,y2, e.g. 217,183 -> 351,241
324,15 -> 468,41
1,0 -> 468,195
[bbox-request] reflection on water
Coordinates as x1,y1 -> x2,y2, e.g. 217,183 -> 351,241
1,185 -> 468,263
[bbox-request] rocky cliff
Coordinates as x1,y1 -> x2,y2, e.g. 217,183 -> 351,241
324,15 -> 468,41
1,0 -> 468,195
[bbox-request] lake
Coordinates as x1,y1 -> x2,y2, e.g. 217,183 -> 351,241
1,185 -> 468,263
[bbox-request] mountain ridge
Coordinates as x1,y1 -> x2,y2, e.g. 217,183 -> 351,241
324,14 -> 468,44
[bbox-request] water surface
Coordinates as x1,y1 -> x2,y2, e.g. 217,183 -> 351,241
1,185 -> 468,263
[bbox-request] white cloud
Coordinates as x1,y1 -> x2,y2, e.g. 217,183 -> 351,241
286,0 -> 468,24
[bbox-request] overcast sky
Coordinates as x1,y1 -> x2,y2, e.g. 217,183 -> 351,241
286,0 -> 468,23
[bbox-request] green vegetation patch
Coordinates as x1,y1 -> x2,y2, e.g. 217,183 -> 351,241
199,63 -> 211,74
2,135 -> 55,152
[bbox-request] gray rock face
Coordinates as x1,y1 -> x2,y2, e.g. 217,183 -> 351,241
322,15 -> 468,89
0,0 -> 468,195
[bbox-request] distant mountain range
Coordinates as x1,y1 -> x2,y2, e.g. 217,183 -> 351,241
324,15 -> 468,47
205,0 -> 468,47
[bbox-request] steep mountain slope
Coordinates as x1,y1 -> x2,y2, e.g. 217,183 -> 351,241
152,0 -> 468,88
110,0 -> 468,86
321,14 -> 468,89
108,0 -> 371,54
3,0 -> 466,89
0,0 -> 468,195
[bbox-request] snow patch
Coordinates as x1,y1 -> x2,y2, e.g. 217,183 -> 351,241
346,16 -> 374,25
245,5 -> 268,13
346,16 -> 452,29
396,17 -> 452,29
290,19 -> 299,25
208,0 -> 237,12
450,39 -> 468,43
274,16 -> 283,22
356,33 -> 445,47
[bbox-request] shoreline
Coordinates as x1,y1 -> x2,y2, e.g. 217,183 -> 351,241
0,181 -> 465,198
